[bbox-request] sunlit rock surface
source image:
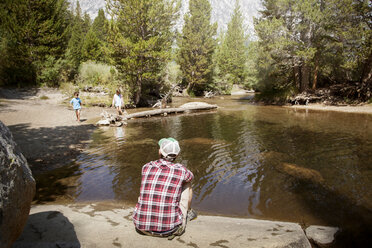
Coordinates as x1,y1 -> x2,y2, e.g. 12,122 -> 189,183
305,225 -> 339,247
14,204 -> 312,248
0,121 -> 35,248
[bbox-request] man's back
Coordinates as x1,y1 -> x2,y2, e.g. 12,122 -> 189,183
133,158 -> 193,232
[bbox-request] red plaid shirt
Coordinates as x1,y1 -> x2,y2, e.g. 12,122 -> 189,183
133,159 -> 193,232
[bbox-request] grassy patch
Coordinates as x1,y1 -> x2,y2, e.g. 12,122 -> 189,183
39,95 -> 49,100
60,82 -> 78,97
83,95 -> 112,107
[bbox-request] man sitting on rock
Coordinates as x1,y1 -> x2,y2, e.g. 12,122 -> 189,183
133,138 -> 197,238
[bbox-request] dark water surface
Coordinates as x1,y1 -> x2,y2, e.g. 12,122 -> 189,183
35,96 -> 372,245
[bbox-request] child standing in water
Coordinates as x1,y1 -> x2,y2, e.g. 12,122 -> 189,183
70,92 -> 82,122
112,89 -> 124,115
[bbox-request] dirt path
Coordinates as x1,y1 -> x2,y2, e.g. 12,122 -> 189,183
0,88 -> 116,172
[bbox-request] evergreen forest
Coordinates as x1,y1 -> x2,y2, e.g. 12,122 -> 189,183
0,0 -> 371,106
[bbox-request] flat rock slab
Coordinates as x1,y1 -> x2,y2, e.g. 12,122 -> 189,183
13,204 -> 311,248
305,225 -> 339,246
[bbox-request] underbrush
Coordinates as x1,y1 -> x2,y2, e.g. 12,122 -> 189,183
60,82 -> 78,97
83,95 -> 112,107
77,61 -> 116,86
255,87 -> 295,105
60,61 -> 131,107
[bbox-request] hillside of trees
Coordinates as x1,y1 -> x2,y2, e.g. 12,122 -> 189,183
0,0 -> 371,106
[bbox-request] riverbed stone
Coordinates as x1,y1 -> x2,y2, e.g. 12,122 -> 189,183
14,204 -> 312,248
179,102 -> 217,109
96,119 -> 110,126
305,225 -> 339,247
0,121 -> 36,248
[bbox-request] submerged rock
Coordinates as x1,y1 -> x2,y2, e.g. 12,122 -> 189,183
0,121 -> 36,248
275,162 -> 325,184
305,225 -> 339,247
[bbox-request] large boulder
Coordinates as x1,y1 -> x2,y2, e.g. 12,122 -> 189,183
0,121 -> 36,248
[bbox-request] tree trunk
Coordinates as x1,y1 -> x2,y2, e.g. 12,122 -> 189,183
185,82 -> 193,96
312,58 -> 319,90
134,76 -> 142,105
293,65 -> 300,90
361,50 -> 372,84
300,64 -> 310,92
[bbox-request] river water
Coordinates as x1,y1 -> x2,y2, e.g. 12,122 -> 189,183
35,95 -> 372,245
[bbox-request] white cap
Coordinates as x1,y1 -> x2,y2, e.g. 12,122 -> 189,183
159,138 -> 180,158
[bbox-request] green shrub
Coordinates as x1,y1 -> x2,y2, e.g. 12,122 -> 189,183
37,56 -> 67,87
77,61 -> 117,86
163,61 -> 181,85
255,84 -> 295,104
60,82 -> 78,97
212,73 -> 234,95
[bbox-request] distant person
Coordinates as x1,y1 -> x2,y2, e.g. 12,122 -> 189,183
112,89 -> 124,115
133,138 -> 197,239
70,92 -> 82,122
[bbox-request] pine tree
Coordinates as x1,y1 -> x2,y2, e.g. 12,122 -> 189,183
81,9 -> 110,63
177,0 -> 217,96
217,0 -> 247,88
0,0 -> 33,85
82,13 -> 91,34
107,0 -> 180,106
92,9 -> 107,42
81,29 -> 101,62
0,0 -> 70,86
254,0 -> 332,94
254,0 -> 371,101
65,0 -> 86,76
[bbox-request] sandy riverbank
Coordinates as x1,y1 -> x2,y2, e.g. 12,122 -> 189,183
0,88 -> 116,172
286,103 -> 372,114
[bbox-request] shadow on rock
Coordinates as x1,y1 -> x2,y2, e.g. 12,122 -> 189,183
13,211 -> 81,248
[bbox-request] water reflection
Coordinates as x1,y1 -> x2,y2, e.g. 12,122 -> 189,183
34,97 -> 372,244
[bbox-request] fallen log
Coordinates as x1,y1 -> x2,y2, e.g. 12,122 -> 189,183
125,102 -> 218,119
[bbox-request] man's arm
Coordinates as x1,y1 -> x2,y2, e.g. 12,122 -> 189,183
184,168 -> 194,183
